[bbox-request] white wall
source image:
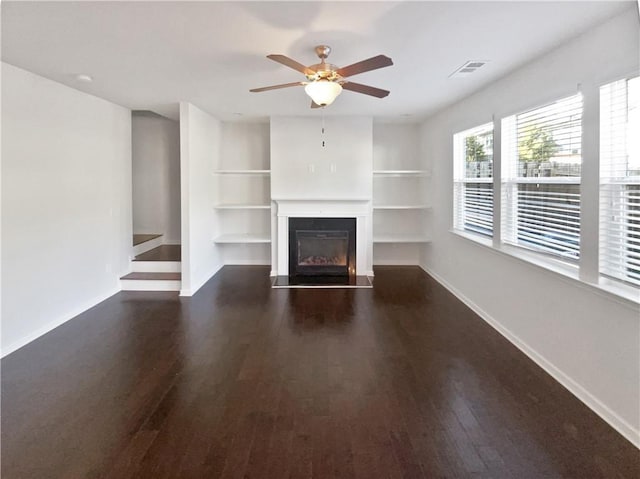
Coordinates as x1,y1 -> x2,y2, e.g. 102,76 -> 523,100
220,121 -> 270,170
420,10 -> 640,446
373,122 -> 422,171
271,116 -> 373,200
1,63 -> 132,355
179,102 -> 222,296
132,112 -> 181,243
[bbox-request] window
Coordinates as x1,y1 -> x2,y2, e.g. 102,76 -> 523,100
600,76 -> 640,286
453,123 -> 494,237
502,94 -> 583,259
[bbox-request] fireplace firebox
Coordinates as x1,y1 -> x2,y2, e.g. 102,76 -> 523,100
289,218 -> 356,277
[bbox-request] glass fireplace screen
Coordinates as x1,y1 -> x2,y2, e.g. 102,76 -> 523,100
297,231 -> 348,266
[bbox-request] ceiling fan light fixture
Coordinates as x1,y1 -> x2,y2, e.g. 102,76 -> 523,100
304,80 -> 342,106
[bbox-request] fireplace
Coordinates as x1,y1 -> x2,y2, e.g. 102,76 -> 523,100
289,217 -> 356,277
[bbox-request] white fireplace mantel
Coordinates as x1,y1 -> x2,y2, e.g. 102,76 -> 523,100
272,199 -> 373,277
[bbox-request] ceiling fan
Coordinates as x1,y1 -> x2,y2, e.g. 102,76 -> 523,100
250,45 -> 393,108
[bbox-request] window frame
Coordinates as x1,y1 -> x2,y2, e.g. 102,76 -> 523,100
500,93 -> 584,262
599,75 -> 640,288
448,81 -> 640,305
453,122 -> 495,239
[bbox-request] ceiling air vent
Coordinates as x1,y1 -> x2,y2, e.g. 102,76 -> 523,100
449,60 -> 488,78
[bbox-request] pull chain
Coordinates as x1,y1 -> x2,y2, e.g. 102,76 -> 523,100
321,108 -> 326,147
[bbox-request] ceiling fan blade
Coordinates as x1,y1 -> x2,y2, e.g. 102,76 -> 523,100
267,54 -> 314,76
250,82 -> 305,93
310,101 -> 322,109
337,55 -> 393,78
342,82 -> 390,98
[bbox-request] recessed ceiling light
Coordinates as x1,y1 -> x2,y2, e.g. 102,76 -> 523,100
75,74 -> 93,83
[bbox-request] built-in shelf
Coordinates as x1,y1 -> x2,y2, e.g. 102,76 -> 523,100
373,170 -> 429,177
373,235 -> 431,244
214,204 -> 271,210
373,205 -> 431,210
213,169 -> 270,175
214,234 -> 271,244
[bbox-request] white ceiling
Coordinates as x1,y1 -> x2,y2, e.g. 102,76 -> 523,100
1,1 -> 635,122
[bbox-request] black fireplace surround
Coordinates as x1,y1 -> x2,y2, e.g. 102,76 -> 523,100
289,217 -> 356,278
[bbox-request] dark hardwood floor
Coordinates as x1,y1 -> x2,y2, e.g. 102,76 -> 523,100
2,266 -> 638,478
134,244 -> 181,262
133,234 -> 162,246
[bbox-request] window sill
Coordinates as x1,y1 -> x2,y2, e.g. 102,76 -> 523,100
450,229 -> 639,309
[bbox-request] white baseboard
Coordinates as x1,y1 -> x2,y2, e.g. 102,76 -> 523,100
419,264 -> 640,449
1,286 -> 120,358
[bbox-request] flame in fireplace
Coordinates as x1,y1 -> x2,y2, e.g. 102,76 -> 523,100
299,254 -> 347,266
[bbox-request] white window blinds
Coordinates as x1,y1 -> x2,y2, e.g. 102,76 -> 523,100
502,94 -> 583,259
453,123 -> 494,237
600,76 -> 640,287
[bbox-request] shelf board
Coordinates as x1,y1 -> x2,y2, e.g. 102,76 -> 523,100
373,170 -> 429,177
213,234 -> 271,244
373,205 -> 431,210
213,169 -> 271,175
214,204 -> 271,210
373,235 -> 431,244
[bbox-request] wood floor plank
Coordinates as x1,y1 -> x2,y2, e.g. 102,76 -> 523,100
2,266 -> 638,479
132,234 -> 162,246
133,245 -> 181,262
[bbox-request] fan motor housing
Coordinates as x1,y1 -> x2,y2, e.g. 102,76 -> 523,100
307,63 -> 341,82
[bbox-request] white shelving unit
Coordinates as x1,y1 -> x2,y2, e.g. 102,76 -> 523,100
213,123 -> 272,265
213,169 -> 272,245
372,124 -> 430,264
214,169 -> 271,175
373,170 -> 430,244
373,234 -> 431,243
214,204 -> 271,210
373,204 -> 431,210
373,170 -> 429,177
213,233 -> 271,244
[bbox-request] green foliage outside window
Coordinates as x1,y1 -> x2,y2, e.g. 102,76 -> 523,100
518,126 -> 560,164
465,136 -> 487,162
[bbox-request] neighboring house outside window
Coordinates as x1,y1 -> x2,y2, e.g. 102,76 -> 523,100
453,123 -> 494,237
502,94 -> 583,259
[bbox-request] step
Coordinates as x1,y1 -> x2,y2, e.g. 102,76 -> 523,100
133,234 -> 162,246
120,272 -> 181,291
134,245 -> 181,261
132,245 -> 181,272
131,261 -> 181,273
132,234 -> 163,256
